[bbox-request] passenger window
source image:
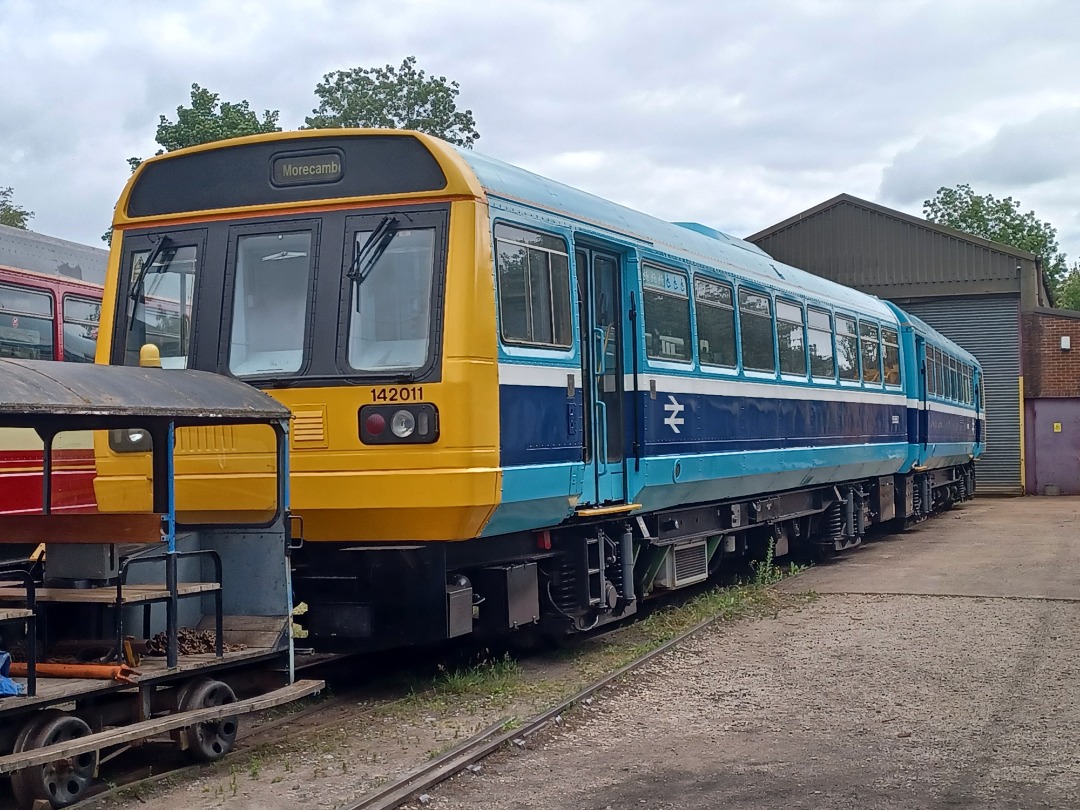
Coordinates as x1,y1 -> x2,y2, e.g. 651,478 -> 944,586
859,321 -> 881,385
693,277 -> 736,368
807,307 -> 835,380
882,327 -> 901,386
230,231 -> 313,375
642,264 -> 691,362
926,349 -> 937,396
836,315 -> 859,381
776,299 -> 806,377
0,284 -> 55,360
62,295 -> 100,363
738,289 -> 776,373
495,224 -> 572,348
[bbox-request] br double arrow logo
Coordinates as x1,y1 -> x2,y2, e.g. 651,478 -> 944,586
663,395 -> 685,434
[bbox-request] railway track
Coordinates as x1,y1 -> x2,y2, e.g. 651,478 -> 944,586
343,610 -> 729,810
28,566 -> 778,810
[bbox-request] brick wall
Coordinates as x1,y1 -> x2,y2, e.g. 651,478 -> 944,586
1023,309 -> 1080,397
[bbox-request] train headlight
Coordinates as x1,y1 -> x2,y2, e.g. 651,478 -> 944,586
359,403 -> 438,445
390,410 -> 416,438
108,428 -> 153,453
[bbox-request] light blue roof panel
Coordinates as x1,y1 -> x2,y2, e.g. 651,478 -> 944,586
457,148 -> 898,323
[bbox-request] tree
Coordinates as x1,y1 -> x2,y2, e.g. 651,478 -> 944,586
923,184 -> 1069,295
0,186 -> 33,229
108,84 -> 282,241
131,83 -> 281,168
306,56 -> 480,148
1057,265 -> 1080,311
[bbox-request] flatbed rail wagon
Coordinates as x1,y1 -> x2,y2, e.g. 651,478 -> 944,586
0,358 -> 321,809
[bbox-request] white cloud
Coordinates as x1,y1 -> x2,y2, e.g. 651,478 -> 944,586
2,0 -> 1080,260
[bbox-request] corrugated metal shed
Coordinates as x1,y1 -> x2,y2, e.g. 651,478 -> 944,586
748,193 -> 1034,494
0,223 -> 108,285
900,296 -> 1021,492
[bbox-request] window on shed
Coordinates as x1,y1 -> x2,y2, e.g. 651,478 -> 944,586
738,289 -> 776,373
807,307 -> 835,379
836,315 -> 859,381
882,327 -> 900,386
859,321 -> 881,384
642,264 -> 691,362
62,295 -> 100,363
693,277 -> 736,368
495,224 -> 572,348
776,299 -> 807,377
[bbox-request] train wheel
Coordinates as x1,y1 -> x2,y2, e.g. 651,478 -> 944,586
10,710 -> 97,809
179,677 -> 238,762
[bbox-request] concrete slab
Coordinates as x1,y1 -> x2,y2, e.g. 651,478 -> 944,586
779,496 -> 1080,600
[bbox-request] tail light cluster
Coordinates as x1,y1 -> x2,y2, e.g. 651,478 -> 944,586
359,403 -> 439,445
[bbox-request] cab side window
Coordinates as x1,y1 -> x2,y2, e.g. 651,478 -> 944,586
495,224 -> 572,348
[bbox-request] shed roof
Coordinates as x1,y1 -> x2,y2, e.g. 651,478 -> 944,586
747,193 -> 1050,306
0,359 -> 290,430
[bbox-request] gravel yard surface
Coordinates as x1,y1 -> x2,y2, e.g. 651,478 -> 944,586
79,497 -> 1080,810
412,498 -> 1080,810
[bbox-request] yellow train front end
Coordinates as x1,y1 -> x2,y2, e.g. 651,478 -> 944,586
93,132 -> 507,647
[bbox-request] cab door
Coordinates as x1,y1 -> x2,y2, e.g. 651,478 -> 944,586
575,248 -> 626,504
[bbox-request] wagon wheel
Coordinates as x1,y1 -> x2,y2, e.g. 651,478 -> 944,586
10,710 -> 98,809
179,677 -> 239,762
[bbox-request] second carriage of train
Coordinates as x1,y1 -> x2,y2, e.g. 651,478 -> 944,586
91,130 -> 984,649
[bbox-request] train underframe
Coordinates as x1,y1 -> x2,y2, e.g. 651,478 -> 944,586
292,463 -> 976,651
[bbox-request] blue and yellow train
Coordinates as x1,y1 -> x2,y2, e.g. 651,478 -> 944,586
93,130 -> 983,648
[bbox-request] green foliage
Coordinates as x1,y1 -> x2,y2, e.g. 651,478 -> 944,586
1057,266 -> 1080,312
129,83 -> 281,171
306,56 -> 480,148
0,186 -> 33,229
106,84 -> 282,243
923,184 -> 1069,294
432,651 -> 520,696
750,538 -> 784,586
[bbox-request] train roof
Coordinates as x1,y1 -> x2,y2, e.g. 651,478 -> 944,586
118,129 -> 896,323
0,359 -> 290,430
883,304 -> 980,366
456,146 -> 898,323
0,223 -> 108,286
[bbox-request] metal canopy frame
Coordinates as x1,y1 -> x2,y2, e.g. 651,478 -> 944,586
0,359 -> 292,668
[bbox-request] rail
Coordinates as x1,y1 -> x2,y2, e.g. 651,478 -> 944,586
344,611 -> 725,810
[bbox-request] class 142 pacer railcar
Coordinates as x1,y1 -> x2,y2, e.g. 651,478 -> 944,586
92,130 -> 984,650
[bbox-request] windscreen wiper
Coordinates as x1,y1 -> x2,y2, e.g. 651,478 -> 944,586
128,235 -> 173,303
346,216 -> 399,312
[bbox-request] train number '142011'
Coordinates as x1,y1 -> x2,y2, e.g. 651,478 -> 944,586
370,386 -> 424,403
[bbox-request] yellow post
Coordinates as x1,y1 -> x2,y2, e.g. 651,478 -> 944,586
1018,376 -> 1026,494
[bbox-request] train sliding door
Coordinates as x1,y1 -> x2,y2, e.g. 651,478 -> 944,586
575,248 -> 626,505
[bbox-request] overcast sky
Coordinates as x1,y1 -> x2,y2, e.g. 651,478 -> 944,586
2,0 -> 1079,262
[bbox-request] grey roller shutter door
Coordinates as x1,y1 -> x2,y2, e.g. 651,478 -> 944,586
900,295 -> 1022,494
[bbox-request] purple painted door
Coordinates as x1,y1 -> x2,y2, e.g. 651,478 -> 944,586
1031,399 -> 1080,494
